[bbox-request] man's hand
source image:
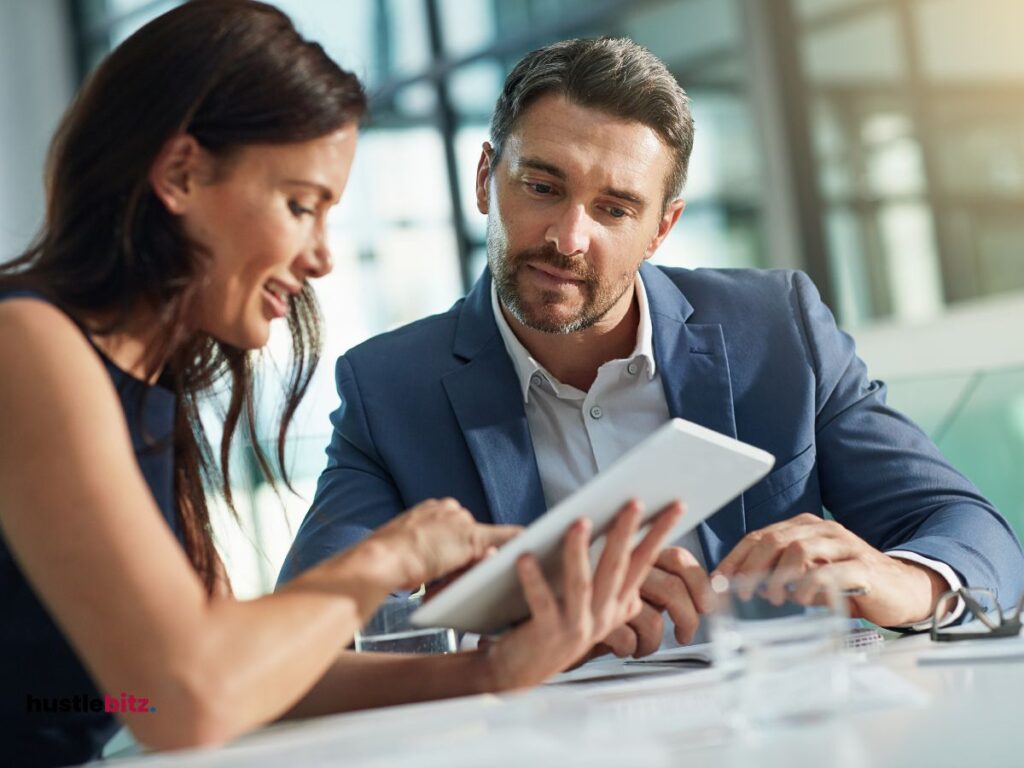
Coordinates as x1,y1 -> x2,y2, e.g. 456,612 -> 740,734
712,512 -> 951,626
481,501 -> 684,690
596,547 -> 712,658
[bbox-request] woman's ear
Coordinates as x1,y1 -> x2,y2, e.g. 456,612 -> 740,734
148,134 -> 204,215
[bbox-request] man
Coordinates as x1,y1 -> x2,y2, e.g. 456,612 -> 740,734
280,38 -> 1023,656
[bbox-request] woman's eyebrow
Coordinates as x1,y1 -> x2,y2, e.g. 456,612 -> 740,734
283,178 -> 337,203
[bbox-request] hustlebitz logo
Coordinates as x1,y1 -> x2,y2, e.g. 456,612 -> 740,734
25,693 -> 157,714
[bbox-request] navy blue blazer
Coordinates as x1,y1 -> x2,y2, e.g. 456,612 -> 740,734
280,264 -> 1024,611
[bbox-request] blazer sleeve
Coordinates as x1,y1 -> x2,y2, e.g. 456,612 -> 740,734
789,270 -> 1024,612
277,354 -> 406,585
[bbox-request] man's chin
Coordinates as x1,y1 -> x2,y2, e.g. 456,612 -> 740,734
516,305 -> 590,335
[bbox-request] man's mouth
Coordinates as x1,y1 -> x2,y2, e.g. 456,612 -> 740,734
526,262 -> 584,284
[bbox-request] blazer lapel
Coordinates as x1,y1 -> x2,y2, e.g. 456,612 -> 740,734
442,272 -> 547,527
642,264 -> 747,566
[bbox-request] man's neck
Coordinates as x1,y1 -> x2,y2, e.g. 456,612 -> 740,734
502,286 -> 640,392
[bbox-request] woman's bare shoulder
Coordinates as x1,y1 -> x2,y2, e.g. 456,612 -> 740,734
0,295 -> 92,357
0,296 -> 126,433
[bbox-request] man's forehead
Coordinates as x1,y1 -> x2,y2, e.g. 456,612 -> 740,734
505,94 -> 671,192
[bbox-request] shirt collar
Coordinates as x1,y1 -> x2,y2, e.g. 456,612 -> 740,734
633,271 -> 657,379
490,272 -> 657,404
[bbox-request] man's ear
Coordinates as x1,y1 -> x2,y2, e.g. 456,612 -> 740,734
644,198 -> 686,260
148,134 -> 205,215
475,142 -> 495,214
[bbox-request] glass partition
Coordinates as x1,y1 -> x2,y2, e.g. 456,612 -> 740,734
885,365 -> 1024,542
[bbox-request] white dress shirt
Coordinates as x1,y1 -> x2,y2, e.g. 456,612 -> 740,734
491,274 -> 961,638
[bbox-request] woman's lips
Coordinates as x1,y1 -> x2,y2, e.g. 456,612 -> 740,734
262,285 -> 289,318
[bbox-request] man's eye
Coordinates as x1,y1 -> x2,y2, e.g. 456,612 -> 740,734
529,183 -> 554,195
607,207 -> 627,219
288,200 -> 314,217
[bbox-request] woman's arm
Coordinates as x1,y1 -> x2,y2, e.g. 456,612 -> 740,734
281,650 -> 493,718
0,299 -> 510,750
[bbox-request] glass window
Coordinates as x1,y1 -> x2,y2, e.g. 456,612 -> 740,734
448,60 -> 504,117
801,6 -> 905,85
108,1 -> 180,46
802,0 -> 1024,324
625,0 -> 742,68
915,0 -> 1024,81
438,0 -> 496,57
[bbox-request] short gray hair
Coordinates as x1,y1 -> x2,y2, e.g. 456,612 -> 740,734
490,37 -> 695,206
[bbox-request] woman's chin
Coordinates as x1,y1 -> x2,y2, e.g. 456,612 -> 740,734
206,322 -> 271,351
242,324 -> 272,350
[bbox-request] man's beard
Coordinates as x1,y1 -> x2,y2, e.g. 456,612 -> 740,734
487,234 -> 633,335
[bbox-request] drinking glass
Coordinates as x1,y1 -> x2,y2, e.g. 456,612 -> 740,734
354,595 -> 457,654
709,570 -> 851,727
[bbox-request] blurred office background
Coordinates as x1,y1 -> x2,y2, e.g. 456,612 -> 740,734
1,0 -> 1022,596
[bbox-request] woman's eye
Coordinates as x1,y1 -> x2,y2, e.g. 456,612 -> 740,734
288,200 -> 314,217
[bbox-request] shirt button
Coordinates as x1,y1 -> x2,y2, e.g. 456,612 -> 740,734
626,361 -> 639,376
530,374 -> 543,387
589,406 -> 603,419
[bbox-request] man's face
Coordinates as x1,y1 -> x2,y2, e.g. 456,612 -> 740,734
477,93 -> 684,334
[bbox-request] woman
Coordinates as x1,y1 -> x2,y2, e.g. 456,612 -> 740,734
0,2 -> 682,765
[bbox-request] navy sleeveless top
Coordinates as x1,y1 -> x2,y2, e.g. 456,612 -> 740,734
0,290 -> 182,767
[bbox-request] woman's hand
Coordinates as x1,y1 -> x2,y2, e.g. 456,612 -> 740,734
361,498 -> 522,591
480,499 -> 684,691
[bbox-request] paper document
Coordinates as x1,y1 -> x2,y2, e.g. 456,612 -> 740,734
918,635 -> 1024,665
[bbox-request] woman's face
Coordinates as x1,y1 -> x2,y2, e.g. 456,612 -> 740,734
178,125 -> 358,349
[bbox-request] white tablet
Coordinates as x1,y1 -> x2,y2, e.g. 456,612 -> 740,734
409,418 -> 775,635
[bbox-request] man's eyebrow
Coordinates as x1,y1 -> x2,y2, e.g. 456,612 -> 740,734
283,178 -> 337,202
518,157 -> 566,179
518,157 -> 647,207
603,187 -> 646,207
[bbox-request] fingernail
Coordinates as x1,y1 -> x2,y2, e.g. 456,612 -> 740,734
709,573 -> 730,594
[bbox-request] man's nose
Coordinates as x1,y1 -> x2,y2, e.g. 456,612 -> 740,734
545,203 -> 591,256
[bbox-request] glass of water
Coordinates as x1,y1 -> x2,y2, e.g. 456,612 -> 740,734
354,594 -> 457,654
709,569 -> 851,727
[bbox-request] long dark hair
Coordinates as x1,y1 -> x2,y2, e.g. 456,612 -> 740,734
0,0 -> 366,592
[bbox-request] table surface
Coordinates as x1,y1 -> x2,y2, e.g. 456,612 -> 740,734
98,632 -> 1024,768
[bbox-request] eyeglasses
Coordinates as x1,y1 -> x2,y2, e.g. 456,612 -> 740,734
930,587 -> 1024,642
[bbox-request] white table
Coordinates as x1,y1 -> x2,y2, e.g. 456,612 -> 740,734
99,634 -> 1024,768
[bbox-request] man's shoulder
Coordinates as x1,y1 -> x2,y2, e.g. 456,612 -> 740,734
650,265 -> 811,318
654,264 -> 802,296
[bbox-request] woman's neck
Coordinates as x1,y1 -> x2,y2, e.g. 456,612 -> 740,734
85,306 -> 171,384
